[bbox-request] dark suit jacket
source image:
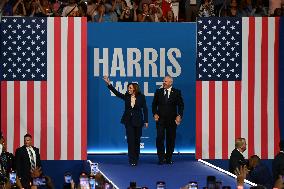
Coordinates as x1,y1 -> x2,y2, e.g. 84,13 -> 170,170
108,84 -> 148,127
152,87 -> 184,122
246,163 -> 273,189
229,148 -> 246,173
15,145 -> 41,185
272,151 -> 284,181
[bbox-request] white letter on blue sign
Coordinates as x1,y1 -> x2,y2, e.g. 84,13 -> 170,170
110,48 -> 126,77
159,48 -> 166,77
143,48 -> 158,77
94,48 -> 109,77
127,48 -> 141,77
167,48 -> 181,77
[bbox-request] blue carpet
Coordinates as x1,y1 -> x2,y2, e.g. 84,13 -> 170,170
88,154 -> 253,189
41,160 -> 87,189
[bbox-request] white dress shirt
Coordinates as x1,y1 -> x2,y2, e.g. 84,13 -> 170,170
26,146 -> 36,168
131,95 -> 136,108
164,86 -> 172,99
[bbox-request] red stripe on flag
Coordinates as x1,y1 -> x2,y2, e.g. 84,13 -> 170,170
67,17 -> 75,160
27,81 -> 34,143
261,17 -> 268,158
196,81 -> 202,159
209,81 -> 215,159
81,17 -> 87,160
222,81 -> 228,159
1,82 -> 7,139
274,17 -> 280,154
14,81 -> 20,153
248,17 -> 255,157
54,17 -> 61,160
41,81 -> 47,160
235,81 -> 242,138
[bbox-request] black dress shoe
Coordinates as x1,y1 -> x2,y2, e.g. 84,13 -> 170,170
166,159 -> 173,164
158,160 -> 164,165
130,163 -> 137,166
158,158 -> 166,165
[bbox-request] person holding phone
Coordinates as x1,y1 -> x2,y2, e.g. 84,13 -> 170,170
103,76 -> 148,166
156,181 -> 166,189
9,171 -> 17,186
63,172 -> 75,189
78,172 -> 90,189
152,76 -> 184,165
137,3 -> 155,22
3,170 -> 23,189
89,175 -> 96,189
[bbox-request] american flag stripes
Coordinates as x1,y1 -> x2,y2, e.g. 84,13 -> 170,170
0,17 -> 87,160
196,17 -> 281,159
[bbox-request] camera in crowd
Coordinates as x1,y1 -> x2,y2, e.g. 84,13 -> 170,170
33,176 -> 47,186
127,181 -> 149,189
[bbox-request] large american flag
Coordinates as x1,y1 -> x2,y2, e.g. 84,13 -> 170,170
0,17 -> 87,160
196,17 -> 281,159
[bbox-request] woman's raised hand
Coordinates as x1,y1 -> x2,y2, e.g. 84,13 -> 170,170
103,76 -> 111,85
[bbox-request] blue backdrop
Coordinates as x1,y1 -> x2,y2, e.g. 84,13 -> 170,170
87,23 -> 197,153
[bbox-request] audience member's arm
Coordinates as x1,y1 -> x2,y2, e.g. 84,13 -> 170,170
45,176 -> 55,189
120,9 -> 125,20
13,0 -> 21,14
36,0 -> 46,15
273,175 -> 284,189
0,1 -> 6,10
71,179 -> 76,189
16,176 -> 23,189
155,6 -> 163,19
30,167 -> 42,178
235,165 -> 248,188
111,0 -> 117,12
22,2 -> 26,16
133,6 -> 138,21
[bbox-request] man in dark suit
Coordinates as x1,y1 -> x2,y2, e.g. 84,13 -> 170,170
152,76 -> 184,165
229,137 -> 247,173
15,134 -> 42,189
272,140 -> 284,182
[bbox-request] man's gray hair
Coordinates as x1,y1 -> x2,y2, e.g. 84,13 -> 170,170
164,75 -> 173,83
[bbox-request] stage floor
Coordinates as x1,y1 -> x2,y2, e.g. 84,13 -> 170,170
88,154 -> 253,189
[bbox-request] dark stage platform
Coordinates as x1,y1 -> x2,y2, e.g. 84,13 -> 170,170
88,154 -> 253,189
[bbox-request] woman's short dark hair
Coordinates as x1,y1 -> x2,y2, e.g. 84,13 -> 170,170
128,82 -> 141,96
24,133 -> 32,139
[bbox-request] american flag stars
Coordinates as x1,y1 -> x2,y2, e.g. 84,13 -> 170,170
0,18 -> 47,81
196,18 -> 242,81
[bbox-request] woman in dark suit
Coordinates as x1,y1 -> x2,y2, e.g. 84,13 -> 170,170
103,76 -> 148,166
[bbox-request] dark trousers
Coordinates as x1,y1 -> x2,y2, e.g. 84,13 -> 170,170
125,124 -> 142,164
156,120 -> 177,161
